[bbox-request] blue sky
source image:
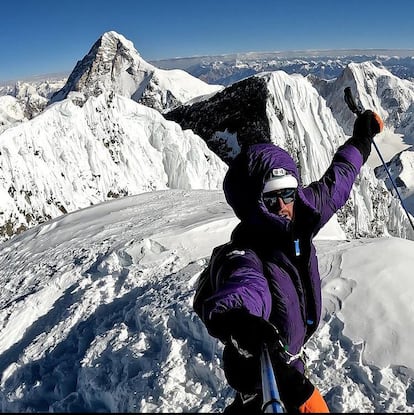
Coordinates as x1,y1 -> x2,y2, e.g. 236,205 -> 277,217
1,0 -> 414,81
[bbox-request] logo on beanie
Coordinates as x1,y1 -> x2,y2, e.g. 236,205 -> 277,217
270,168 -> 287,177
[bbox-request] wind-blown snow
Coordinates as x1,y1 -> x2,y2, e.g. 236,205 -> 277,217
339,238 -> 414,369
0,190 -> 413,412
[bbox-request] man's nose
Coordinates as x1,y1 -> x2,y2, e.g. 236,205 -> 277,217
277,197 -> 287,211
277,197 -> 286,206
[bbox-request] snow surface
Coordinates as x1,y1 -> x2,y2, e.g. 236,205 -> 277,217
0,189 -> 413,412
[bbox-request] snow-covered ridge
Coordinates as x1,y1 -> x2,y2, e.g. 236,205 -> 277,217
262,69 -> 414,239
311,61 -> 414,223
0,92 -> 227,240
50,31 -> 223,112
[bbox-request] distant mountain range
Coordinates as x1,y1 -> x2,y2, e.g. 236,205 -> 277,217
1,32 -> 414,241
152,49 -> 414,86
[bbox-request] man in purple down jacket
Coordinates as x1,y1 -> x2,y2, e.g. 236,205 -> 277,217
193,110 -> 383,413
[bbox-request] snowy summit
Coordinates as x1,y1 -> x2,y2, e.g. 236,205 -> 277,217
50,31 -> 223,112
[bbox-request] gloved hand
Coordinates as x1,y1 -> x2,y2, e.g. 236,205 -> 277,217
273,358 -> 315,412
222,339 -> 316,408
353,109 -> 384,139
208,308 -> 282,356
348,109 -> 384,162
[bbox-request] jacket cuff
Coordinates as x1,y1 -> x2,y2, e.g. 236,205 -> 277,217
343,136 -> 371,164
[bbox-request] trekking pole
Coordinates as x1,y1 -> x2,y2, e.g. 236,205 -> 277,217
344,87 -> 414,232
260,344 -> 285,413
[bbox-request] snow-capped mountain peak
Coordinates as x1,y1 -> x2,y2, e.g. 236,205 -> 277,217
50,31 -> 153,104
50,31 -> 223,112
313,61 -> 414,137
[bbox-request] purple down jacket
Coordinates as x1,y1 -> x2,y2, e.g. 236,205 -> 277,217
193,142 -> 363,370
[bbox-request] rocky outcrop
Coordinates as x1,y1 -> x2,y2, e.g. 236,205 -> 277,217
165,76 -> 270,163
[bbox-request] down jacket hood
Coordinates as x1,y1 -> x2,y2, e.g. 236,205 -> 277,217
223,143 -> 302,232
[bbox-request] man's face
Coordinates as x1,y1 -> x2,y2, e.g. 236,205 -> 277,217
263,188 -> 296,220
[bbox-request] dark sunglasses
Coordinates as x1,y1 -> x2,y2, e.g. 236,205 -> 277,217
263,188 -> 296,209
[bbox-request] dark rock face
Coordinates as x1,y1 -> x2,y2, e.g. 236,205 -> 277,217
50,37 -> 105,103
165,76 -> 271,164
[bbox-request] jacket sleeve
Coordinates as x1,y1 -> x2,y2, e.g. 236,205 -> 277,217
195,246 -> 272,340
302,142 -> 363,231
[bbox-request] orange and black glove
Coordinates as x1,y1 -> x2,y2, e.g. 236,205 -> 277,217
348,110 -> 384,163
